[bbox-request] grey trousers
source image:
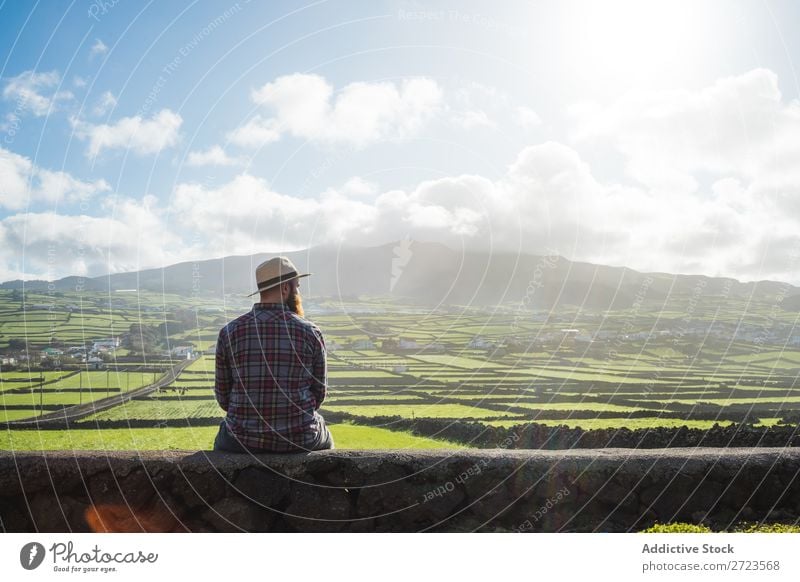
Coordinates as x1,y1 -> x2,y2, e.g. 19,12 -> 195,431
213,419 -> 334,454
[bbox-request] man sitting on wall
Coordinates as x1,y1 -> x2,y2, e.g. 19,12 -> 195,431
212,256 -> 333,453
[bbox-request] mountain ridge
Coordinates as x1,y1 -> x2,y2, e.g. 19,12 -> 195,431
2,240 -> 797,309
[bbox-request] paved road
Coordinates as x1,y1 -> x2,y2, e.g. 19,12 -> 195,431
1,358 -> 195,430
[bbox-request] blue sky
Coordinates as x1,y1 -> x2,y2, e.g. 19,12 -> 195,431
2,0 -> 800,284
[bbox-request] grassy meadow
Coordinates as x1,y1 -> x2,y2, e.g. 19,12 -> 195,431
2,288 -> 800,450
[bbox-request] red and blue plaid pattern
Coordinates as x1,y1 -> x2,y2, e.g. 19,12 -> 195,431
214,302 -> 327,451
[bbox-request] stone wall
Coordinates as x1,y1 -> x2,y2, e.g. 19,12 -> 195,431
329,416 -> 800,448
2,448 -> 799,533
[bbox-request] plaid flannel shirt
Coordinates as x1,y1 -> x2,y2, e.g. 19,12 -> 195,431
214,302 -> 327,452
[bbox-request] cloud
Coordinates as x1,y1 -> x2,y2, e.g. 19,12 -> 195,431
448,82 -> 541,132
0,196 -> 183,280
0,147 -> 110,211
516,106 -> 542,129
451,109 -> 495,129
552,67 -> 800,282
72,109 -> 183,157
170,173 -> 378,254
92,91 -> 117,116
6,65 -> 800,285
568,68 -> 800,193
2,136 -> 797,284
339,177 -> 378,198
168,134 -> 800,284
226,115 -> 280,148
2,70 -> 73,116
186,145 -> 243,167
229,75 -> 539,147
90,39 -> 108,59
243,73 -> 443,146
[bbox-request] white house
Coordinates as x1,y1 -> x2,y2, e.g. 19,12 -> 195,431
87,356 -> 105,369
351,339 -> 376,350
468,336 -> 493,349
92,337 -> 120,351
422,342 -> 446,352
171,346 -> 194,359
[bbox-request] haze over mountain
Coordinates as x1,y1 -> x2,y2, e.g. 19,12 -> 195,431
2,241 -> 797,310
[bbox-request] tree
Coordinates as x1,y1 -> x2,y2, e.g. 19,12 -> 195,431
124,323 -> 162,355
158,309 -> 199,337
40,357 -> 59,370
8,338 -> 28,352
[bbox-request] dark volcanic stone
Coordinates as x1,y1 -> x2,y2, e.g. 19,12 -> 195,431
2,448 -> 800,532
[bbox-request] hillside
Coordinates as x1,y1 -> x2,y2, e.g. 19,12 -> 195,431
2,240 -> 797,309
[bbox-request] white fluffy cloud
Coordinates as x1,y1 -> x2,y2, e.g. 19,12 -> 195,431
186,145 -> 243,167
166,143 -> 588,256
516,106 -> 542,129
170,174 -> 378,254
239,73 -> 443,147
72,109 -> 183,157
168,132 -> 800,283
339,177 -> 378,198
226,115 -> 281,148
5,68 -> 800,285
558,67 -> 800,280
227,75 -> 540,148
568,68 -> 800,193
3,134 -> 798,283
451,109 -> 495,129
90,39 -> 108,59
448,82 -> 541,132
92,91 -> 117,116
0,147 -> 110,210
2,70 -> 73,116
0,195 -> 183,280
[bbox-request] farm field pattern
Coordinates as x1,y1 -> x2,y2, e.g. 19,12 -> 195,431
2,289 -> 800,449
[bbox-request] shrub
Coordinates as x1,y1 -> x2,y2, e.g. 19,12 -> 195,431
641,522 -> 711,533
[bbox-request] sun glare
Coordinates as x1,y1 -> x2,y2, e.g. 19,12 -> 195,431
556,0 -> 716,93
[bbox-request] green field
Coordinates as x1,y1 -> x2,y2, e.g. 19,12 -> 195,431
486,418 -> 738,430
82,399 -> 222,422
514,401 -> 657,413
0,424 -> 466,450
0,409 -> 43,422
2,288 -> 800,449
322,403 -> 525,419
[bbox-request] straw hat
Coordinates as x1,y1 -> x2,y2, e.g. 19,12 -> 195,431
246,256 -> 311,297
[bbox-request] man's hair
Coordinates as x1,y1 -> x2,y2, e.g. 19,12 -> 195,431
287,282 -> 304,318
261,279 -> 303,318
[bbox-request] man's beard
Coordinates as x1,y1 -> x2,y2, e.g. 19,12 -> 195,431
286,287 -> 304,317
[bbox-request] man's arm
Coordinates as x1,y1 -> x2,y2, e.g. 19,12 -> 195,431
214,327 -> 232,412
309,326 -> 327,410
